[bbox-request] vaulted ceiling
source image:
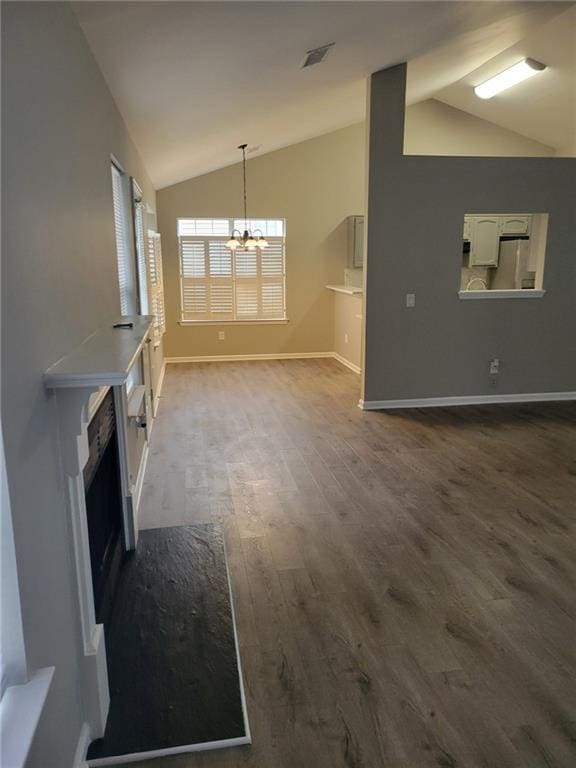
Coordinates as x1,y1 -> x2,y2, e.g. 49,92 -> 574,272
74,1 -> 574,188
434,4 -> 576,154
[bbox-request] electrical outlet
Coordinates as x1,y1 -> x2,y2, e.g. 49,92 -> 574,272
344,333 -> 349,344
218,331 -> 225,341
489,357 -> 500,387
406,293 -> 416,308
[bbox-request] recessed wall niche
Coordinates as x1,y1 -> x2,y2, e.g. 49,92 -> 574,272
459,213 -> 549,298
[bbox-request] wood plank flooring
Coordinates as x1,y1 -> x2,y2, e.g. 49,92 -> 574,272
131,359 -> 576,768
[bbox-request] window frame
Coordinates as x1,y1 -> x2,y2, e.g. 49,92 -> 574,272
177,218 -> 288,325
110,159 -> 141,391
458,212 -> 549,300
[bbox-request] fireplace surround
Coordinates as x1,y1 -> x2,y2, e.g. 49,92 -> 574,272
44,315 -> 153,744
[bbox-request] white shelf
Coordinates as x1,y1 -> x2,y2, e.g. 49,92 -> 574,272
44,315 -> 153,388
325,284 -> 363,295
458,289 -> 545,300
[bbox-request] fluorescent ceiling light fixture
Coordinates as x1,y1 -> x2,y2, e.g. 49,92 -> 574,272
474,58 -> 546,99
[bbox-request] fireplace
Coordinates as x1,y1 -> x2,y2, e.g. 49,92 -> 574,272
83,389 -> 125,627
44,314 -> 154,741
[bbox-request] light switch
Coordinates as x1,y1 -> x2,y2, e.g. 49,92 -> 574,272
406,293 -> 416,308
218,331 -> 225,341
344,333 -> 349,344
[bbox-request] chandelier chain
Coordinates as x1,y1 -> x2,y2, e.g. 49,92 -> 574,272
241,144 -> 248,225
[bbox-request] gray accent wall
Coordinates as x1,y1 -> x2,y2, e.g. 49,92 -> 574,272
363,64 -> 576,404
1,4 -> 158,766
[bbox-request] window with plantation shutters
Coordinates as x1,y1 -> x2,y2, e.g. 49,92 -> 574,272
147,230 -> 166,342
178,219 -> 286,322
111,163 -> 136,315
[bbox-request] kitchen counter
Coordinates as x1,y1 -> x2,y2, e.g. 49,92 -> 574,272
325,284 -> 363,295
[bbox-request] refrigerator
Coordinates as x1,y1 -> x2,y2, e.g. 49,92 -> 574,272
491,239 -> 535,291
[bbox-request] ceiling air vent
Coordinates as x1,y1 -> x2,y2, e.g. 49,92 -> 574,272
301,42 -> 335,69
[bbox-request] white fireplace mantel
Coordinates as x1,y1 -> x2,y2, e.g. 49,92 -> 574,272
44,315 -> 153,745
44,315 -> 153,389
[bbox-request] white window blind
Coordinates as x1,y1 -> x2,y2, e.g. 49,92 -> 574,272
178,218 -> 286,322
147,230 -> 166,341
111,164 -> 135,316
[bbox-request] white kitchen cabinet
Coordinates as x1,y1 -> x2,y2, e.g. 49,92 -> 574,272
469,216 -> 500,267
500,215 -> 531,236
463,217 -> 471,241
347,215 -> 364,269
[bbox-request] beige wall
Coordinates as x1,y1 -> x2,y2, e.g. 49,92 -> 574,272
2,3 -> 158,766
404,99 -> 555,157
157,124 -> 366,358
158,99 -> 557,360
333,292 -> 363,371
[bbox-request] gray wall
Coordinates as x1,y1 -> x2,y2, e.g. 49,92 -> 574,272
1,3 -> 158,766
363,64 -> 576,404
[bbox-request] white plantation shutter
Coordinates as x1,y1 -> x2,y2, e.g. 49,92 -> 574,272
147,230 -> 166,341
134,200 -> 149,314
260,239 -> 285,317
111,163 -> 135,315
178,219 -> 285,322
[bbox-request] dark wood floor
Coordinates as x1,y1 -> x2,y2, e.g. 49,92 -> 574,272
130,359 -> 576,768
88,525 -> 246,761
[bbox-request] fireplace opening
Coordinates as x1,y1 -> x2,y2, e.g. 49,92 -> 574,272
84,389 -> 125,627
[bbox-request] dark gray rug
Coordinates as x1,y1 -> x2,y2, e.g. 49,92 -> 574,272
87,523 -> 248,764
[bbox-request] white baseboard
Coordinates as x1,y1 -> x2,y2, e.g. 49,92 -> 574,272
73,722 -> 91,768
165,352 -> 334,364
165,352 -> 361,375
359,391 -> 576,410
332,352 -> 361,374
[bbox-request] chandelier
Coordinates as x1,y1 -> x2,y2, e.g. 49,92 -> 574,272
225,144 -> 268,251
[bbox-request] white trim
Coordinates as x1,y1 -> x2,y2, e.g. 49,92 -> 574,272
126,385 -> 146,419
178,319 -> 289,326
53,386 -> 110,738
153,362 -> 166,418
87,735 -> 251,767
359,391 -> 576,410
0,667 -> 55,768
131,442 -> 149,521
73,723 -> 91,768
165,352 -> 334,364
458,289 -> 546,300
109,154 -> 126,175
112,386 -> 137,550
222,526 -> 252,749
332,352 -> 361,375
